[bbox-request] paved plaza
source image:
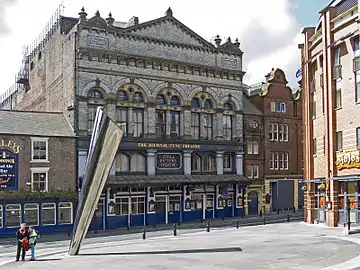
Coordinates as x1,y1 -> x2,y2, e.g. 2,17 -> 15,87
2,223 -> 360,270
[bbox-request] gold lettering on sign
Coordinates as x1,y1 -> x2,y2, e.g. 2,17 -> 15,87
336,150 -> 360,170
0,139 -> 21,154
137,143 -> 200,149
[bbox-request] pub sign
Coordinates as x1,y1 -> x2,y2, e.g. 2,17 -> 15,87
0,139 -> 20,190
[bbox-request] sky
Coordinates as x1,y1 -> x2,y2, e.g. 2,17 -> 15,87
0,0 -> 330,95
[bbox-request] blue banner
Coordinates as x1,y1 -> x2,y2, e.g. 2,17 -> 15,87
0,149 -> 18,190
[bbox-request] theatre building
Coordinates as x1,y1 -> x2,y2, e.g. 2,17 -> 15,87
0,110 -> 76,236
244,68 -> 303,216
299,0 -> 360,226
2,7 -> 248,230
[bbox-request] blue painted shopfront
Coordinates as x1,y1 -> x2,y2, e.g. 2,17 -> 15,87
95,184 -> 245,230
0,199 -> 75,237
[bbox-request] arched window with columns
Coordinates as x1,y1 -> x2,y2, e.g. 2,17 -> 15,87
87,88 -> 105,133
155,91 -> 182,138
223,102 -> 235,140
115,85 -> 146,138
190,95 -> 215,140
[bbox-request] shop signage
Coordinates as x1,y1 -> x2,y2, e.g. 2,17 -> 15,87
156,153 -> 182,169
138,143 -> 200,149
0,139 -> 20,190
336,150 -> 360,170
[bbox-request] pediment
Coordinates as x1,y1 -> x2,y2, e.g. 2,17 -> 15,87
126,17 -> 215,49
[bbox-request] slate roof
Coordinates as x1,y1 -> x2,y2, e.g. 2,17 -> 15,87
243,96 -> 262,116
109,174 -> 249,185
0,110 -> 75,137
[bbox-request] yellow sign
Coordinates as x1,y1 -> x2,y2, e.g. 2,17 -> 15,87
0,139 -> 21,154
137,143 -> 200,149
336,150 -> 360,170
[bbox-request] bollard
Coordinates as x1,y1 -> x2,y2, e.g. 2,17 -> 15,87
287,214 -> 290,222
263,216 -> 266,225
277,209 -> 280,215
68,231 -> 71,237
127,226 -> 130,231
142,229 -> 146,240
206,221 -> 210,232
293,207 -> 296,213
173,224 -> 177,236
236,219 -> 239,229
260,210 -> 262,217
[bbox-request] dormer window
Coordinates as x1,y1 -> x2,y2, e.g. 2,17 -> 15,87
271,101 -> 286,113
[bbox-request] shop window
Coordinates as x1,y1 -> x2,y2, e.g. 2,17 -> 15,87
347,182 -> 356,194
191,194 -> 203,210
169,195 -> 181,211
31,170 -> 48,192
31,138 -> 48,161
206,194 -> 214,210
42,203 -> 56,225
131,187 -> 146,193
6,204 -> 21,228
115,198 -> 129,216
59,202 -> 73,224
24,203 -> 39,226
0,205 -> 2,228
131,197 -> 145,214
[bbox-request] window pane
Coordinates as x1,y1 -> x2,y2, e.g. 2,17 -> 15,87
204,99 -> 212,109
32,172 -> 47,192
24,203 -> 39,226
5,204 -> 21,228
116,153 -> 129,172
42,203 -> 55,225
156,94 -> 166,105
223,115 -> 232,140
156,110 -> 166,137
131,154 -> 145,172
32,141 -> 47,160
192,155 -> 201,171
204,114 -> 213,139
191,113 -> 200,139
170,96 -> 180,106
132,92 -> 143,103
116,107 -> 128,136
204,155 -> 215,172
117,91 -> 128,101
59,203 -> 73,224
170,111 -> 180,136
133,109 -> 144,137
191,98 -> 200,108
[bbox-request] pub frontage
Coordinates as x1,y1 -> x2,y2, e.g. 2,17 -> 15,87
78,139 -> 249,230
0,110 -> 76,237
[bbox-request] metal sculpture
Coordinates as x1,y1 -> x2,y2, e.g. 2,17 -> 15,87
69,107 -> 123,255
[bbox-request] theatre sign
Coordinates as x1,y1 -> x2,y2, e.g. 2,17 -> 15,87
0,138 -> 20,190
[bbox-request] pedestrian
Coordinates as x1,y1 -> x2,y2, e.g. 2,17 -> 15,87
16,223 -> 29,261
28,226 -> 39,261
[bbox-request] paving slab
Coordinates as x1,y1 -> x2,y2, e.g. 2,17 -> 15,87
3,223 -> 360,270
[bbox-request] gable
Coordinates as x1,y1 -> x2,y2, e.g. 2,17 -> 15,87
126,17 -> 215,49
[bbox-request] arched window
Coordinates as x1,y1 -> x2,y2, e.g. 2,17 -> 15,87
116,153 -> 130,172
117,90 -> 128,101
170,96 -> 180,106
204,99 -> 213,109
156,94 -> 166,105
223,102 -> 234,140
191,154 -> 202,172
132,92 -> 144,103
88,89 -> 103,99
191,98 -> 201,108
204,154 -> 216,172
131,154 -> 146,172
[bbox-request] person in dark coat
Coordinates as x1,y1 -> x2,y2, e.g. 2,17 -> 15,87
16,223 -> 29,261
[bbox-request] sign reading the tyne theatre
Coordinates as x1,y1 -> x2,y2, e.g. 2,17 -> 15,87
156,153 -> 182,169
336,150 -> 360,170
138,143 -> 200,149
0,139 -> 20,190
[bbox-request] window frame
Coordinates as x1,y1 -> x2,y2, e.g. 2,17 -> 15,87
131,197 -> 145,215
132,108 -> 144,138
336,131 -> 343,152
156,109 -> 167,137
354,37 -> 360,56
5,204 -> 21,228
357,127 -> 360,150
87,105 -> 99,132
130,153 -> 146,172
223,154 -> 232,172
59,202 -> 73,225
31,137 -> 49,162
115,197 -> 129,216
356,71 -> 360,104
24,203 -> 39,226
223,114 -> 233,140
204,113 -> 213,140
253,165 -> 259,179
270,153 -> 275,170
31,168 -> 50,192
41,202 -> 56,226
284,153 -> 289,170
116,106 -> 128,137
170,110 -> 181,136
247,165 -> 254,179
191,154 -> 202,172
203,154 -> 216,172
334,47 -> 341,66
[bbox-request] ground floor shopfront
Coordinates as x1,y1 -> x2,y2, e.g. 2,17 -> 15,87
90,182 -> 247,231
304,175 -> 360,227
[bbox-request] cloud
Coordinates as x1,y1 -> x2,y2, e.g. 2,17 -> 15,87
0,0 -> 16,36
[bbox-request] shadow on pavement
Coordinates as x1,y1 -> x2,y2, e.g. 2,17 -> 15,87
32,258 -> 63,262
80,247 -> 242,256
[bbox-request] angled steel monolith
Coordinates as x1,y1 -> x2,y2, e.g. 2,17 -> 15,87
69,107 -> 123,255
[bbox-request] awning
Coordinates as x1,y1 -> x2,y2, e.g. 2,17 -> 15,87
328,175 -> 360,181
108,174 -> 250,186
301,178 -> 325,183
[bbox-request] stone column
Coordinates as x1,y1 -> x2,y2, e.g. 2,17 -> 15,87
216,151 -> 224,175
183,151 -> 192,175
147,150 -> 156,176
235,152 -> 244,175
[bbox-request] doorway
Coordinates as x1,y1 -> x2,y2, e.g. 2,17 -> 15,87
247,191 -> 259,216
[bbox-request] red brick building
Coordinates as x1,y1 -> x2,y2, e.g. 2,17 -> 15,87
244,68 -> 303,215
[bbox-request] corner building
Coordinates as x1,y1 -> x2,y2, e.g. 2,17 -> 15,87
2,7 -> 248,229
299,0 -> 360,226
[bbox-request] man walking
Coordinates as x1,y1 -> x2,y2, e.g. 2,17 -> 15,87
16,223 -> 29,261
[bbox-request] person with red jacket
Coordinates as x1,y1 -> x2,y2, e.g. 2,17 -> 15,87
16,223 -> 29,261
